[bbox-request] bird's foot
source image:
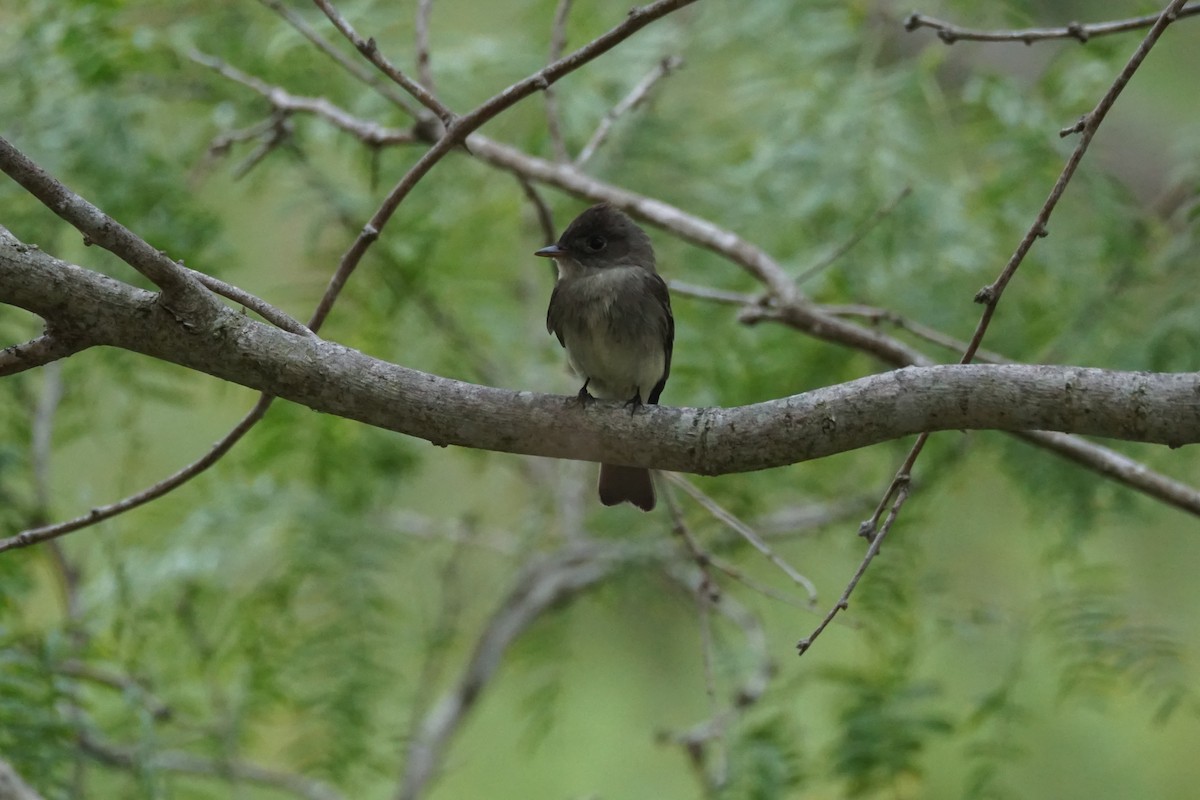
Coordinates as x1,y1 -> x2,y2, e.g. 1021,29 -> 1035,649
573,382 -> 595,407
623,391 -> 644,415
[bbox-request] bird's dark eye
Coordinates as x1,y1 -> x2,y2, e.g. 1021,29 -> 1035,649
585,235 -> 606,252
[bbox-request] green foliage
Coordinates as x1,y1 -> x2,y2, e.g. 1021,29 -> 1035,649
0,633 -> 76,796
827,670 -> 954,796
3,0 -> 1200,798
1039,564 -> 1196,722
721,712 -> 807,800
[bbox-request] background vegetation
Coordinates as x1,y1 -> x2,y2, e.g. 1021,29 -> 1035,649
2,0 -> 1200,798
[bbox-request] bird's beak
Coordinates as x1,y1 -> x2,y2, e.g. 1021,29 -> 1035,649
534,244 -> 564,258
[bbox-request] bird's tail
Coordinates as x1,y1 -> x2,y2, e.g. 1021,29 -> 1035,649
598,464 -> 655,511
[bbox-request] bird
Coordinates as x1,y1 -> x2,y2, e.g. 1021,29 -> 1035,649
535,203 -> 674,511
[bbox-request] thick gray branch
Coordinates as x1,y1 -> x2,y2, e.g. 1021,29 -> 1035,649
0,137 -> 217,325
2,236 -> 1198,475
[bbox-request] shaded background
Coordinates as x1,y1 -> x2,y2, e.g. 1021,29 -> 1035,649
2,0 -> 1199,797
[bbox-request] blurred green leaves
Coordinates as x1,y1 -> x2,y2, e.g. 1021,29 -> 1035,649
3,0 -> 1200,798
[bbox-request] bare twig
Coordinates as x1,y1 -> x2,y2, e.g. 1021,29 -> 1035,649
575,55 -> 683,167
312,0 -> 454,125
904,3 -> 1200,45
79,735 -> 343,800
0,333 -> 84,377
664,481 -> 824,610
666,473 -> 817,602
414,0 -> 436,96
516,175 -> 557,246
663,481 -> 721,601
204,116 -> 280,157
57,661 -> 171,721
659,565 -> 774,790
307,0 -> 700,333
797,0 -> 1193,656
796,477 -> 910,655
822,303 -> 1012,364
4,396 -> 274,550
667,281 -> 757,306
230,114 -> 293,178
794,186 -> 911,285
184,267 -> 314,337
0,138 -> 214,325
194,114 -> 293,181
255,0 -> 425,121
189,52 -> 415,148
544,0 -> 574,162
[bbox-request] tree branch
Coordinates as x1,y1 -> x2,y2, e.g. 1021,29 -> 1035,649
255,0 -> 426,120
3,238 -> 1198,550
904,3 -> 1200,45
543,0 -> 574,162
0,333 -> 85,377
231,0 -> 1200,523
797,0 -> 1198,656
78,736 -> 343,800
397,540 -> 631,800
305,0 -> 699,333
312,0 -> 452,126
0,761 -> 44,800
575,54 -> 683,167
0,137 -> 216,325
414,0 -> 436,97
4,395 -> 273,550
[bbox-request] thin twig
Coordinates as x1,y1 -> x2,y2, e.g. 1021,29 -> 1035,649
312,0 -> 455,126
659,564 -> 773,789
664,481 -> 822,610
255,0 -> 425,121
229,114 -> 293,179
904,3 -> 1200,45
189,52 -> 415,148
3,396 -> 274,551
57,661 -> 172,721
0,137 -> 212,318
663,480 -> 721,603
516,174 -> 557,247
414,0 -> 436,96
667,281 -> 757,306
544,0 -> 574,162
185,267 -> 314,337
238,7 -> 1200,517
195,115 -> 282,181
79,735 -> 343,800
823,303 -> 1012,363
797,0 -> 1192,656
307,0 -> 700,333
576,55 -> 683,167
794,186 -> 911,285
796,477 -> 910,655
666,473 -> 817,602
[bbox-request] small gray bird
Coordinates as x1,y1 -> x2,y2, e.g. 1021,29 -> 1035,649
535,204 -> 674,511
